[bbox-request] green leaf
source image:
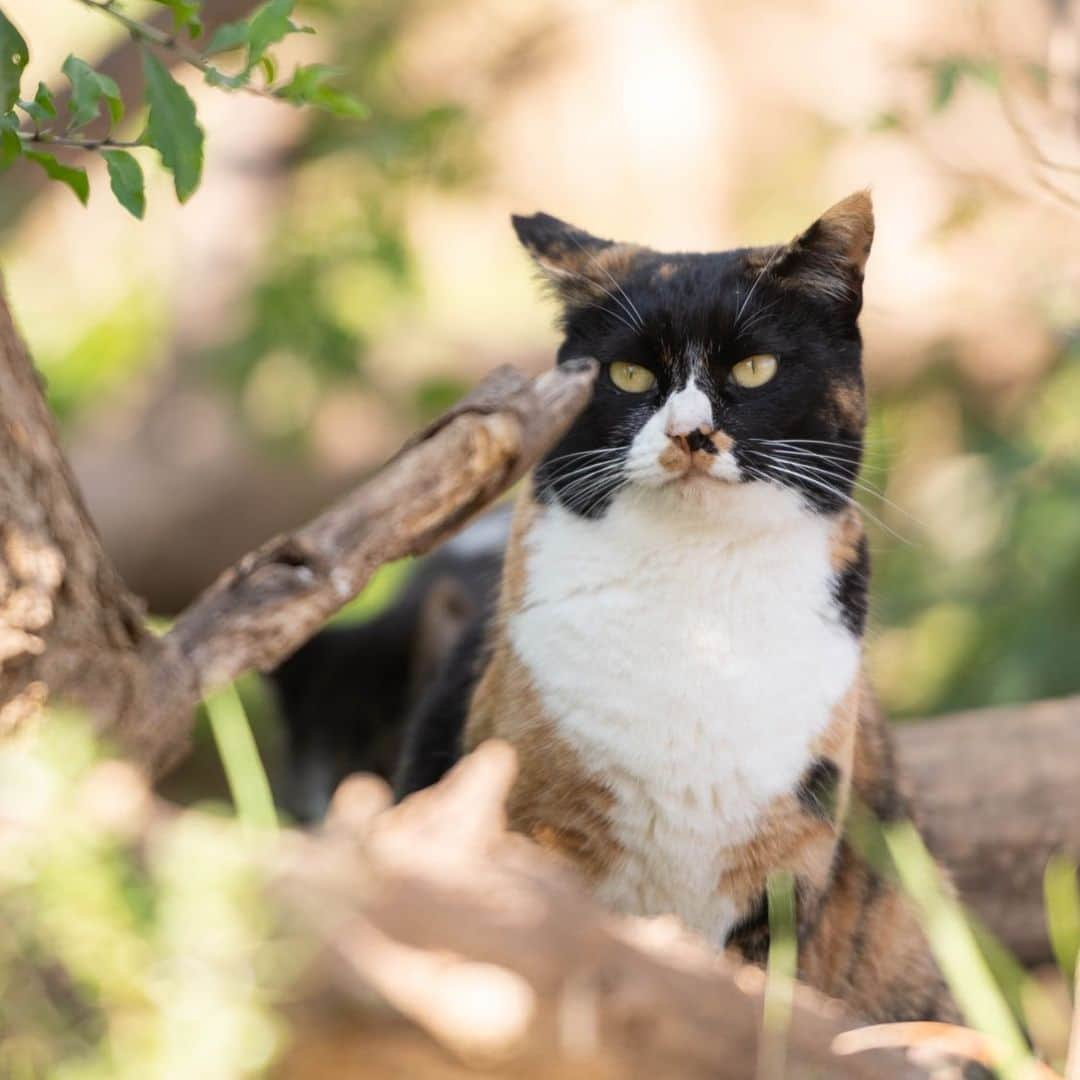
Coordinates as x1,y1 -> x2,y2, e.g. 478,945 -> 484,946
205,20 -> 251,56
277,64 -> 368,118
151,0 -> 203,38
962,57 -> 1000,90
931,59 -> 961,111
0,123 -> 21,171
18,82 -> 56,125
103,149 -> 146,220
868,110 -> 904,134
24,149 -> 89,205
141,49 -> 204,202
203,65 -> 249,90
929,55 -> 1000,112
0,11 -> 29,113
246,0 -> 313,69
62,56 -> 123,130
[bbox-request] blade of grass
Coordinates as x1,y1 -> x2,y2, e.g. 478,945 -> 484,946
884,821 -> 1033,1079
1066,960 -> 1080,1080
972,915 -> 1071,1063
1046,856 -> 1080,991
204,682 -> 277,830
757,869 -> 796,1080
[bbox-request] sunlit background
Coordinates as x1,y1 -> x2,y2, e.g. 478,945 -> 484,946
3,1 -> 1080,1075
4,0 -> 1079,739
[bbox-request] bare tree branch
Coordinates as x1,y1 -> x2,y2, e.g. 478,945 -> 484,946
162,362 -> 596,697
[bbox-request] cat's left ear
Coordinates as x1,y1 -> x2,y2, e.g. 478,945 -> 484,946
773,190 -> 874,310
512,212 -> 637,307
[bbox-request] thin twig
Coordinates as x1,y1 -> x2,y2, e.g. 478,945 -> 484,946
16,130 -> 142,151
73,0 -> 277,101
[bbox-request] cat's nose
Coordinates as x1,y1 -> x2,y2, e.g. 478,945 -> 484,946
685,429 -> 716,454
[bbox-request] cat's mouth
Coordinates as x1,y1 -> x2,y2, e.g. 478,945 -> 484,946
658,432 -> 740,486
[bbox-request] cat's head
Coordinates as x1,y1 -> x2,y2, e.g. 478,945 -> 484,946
515,192 -> 873,520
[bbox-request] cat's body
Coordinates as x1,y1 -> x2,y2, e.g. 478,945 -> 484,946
397,193 -> 956,1022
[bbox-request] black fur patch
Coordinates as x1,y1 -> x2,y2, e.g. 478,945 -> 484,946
267,519 -> 504,823
393,615 -> 490,800
797,758 -> 840,821
833,533 -> 870,636
725,891 -> 770,965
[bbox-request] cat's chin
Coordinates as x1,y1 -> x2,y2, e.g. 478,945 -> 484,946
674,472 -> 729,497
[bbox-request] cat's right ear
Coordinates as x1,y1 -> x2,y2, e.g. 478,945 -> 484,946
770,191 -> 874,313
512,212 -> 630,306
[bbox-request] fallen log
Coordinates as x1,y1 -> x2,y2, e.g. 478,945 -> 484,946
899,695 -> 1080,965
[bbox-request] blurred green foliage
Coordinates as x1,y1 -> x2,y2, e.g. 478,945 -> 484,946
38,291 -> 164,424
0,718 -> 293,1078
868,340 -> 1080,718
209,0 -> 478,451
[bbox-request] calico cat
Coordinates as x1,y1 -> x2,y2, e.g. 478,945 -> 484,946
396,193 -> 956,1023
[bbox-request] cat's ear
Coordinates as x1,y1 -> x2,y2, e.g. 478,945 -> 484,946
512,212 -> 636,307
773,190 -> 874,309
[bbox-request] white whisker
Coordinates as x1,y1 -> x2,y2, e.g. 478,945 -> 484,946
734,246 -> 783,331
751,459 -> 913,545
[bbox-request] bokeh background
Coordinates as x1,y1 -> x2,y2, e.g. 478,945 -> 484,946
3,0 -> 1079,772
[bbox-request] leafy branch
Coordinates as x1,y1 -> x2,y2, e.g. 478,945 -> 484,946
0,0 -> 367,218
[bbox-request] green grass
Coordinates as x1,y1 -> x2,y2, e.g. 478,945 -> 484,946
203,682 -> 278,830
1045,856 -> 1080,993
883,821 -> 1034,1078
758,870 -> 797,1080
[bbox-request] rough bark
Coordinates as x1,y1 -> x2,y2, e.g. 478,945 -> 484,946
0,283 -> 157,740
0,275 -> 596,772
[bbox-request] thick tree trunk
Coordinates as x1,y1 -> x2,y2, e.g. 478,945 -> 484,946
0,284 -> 162,747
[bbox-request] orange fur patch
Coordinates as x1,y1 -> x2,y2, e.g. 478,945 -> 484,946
709,430 -> 734,453
830,381 -> 866,429
815,190 -> 874,275
828,508 -> 865,574
465,487 -> 622,883
660,443 -> 690,473
536,242 -> 643,298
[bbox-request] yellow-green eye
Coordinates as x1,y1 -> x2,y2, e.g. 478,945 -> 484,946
731,353 -> 778,388
609,361 -> 657,393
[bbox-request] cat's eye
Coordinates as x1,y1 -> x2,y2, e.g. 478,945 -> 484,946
609,361 -> 657,394
731,354 -> 778,389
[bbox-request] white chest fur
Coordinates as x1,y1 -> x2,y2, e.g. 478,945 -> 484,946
508,483 -> 860,945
